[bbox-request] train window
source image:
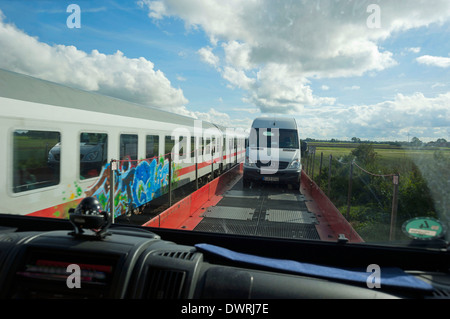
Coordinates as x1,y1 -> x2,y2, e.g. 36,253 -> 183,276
79,133 -> 107,180
146,135 -> 159,160
201,137 -> 205,156
120,134 -> 138,161
12,130 -> 60,193
164,135 -> 174,158
191,136 -> 195,160
179,136 -> 186,157
204,137 -> 210,155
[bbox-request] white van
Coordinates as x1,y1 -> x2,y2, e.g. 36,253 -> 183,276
243,117 -> 302,189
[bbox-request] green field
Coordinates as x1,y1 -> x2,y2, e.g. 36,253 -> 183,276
306,142 -> 450,178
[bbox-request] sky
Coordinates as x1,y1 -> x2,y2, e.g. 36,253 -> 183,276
0,0 -> 449,142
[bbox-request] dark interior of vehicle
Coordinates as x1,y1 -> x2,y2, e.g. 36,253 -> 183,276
0,210 -> 449,300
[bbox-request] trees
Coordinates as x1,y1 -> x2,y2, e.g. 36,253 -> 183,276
410,137 -> 423,146
350,143 -> 377,166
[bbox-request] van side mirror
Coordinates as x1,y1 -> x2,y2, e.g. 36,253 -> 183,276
300,141 -> 307,156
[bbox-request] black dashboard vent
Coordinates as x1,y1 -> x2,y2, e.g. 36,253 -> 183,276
156,251 -> 195,261
432,287 -> 450,299
144,268 -> 186,299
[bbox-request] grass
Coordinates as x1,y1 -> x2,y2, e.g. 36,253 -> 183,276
306,143 -> 450,179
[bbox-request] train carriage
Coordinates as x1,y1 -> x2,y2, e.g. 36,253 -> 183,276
0,69 -> 246,218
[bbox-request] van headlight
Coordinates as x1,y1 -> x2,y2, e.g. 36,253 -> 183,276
245,156 -> 256,167
288,159 -> 300,169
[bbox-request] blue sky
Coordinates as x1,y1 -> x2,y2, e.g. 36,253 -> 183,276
0,0 -> 449,141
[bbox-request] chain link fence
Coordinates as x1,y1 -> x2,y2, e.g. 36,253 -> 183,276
303,146 -> 409,242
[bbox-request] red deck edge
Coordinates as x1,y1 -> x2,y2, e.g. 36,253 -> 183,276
301,171 -> 364,243
142,163 -> 243,230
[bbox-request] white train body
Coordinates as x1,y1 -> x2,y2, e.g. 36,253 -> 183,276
0,69 -> 245,218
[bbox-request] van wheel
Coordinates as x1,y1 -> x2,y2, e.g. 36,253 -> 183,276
243,178 -> 250,188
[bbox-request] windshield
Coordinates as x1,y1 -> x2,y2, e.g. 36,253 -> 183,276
249,128 -> 299,149
0,1 -> 449,251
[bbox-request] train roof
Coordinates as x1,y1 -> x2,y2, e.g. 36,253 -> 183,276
251,116 -> 298,130
0,68 -> 223,130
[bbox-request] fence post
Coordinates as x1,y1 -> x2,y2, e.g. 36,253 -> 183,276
327,154 -> 332,197
311,147 -> 316,181
390,174 -> 399,241
109,159 -> 116,224
211,145 -> 214,179
235,140 -> 238,165
307,150 -> 312,176
195,145 -> 199,190
168,153 -> 172,207
346,160 -> 354,220
304,150 -> 308,174
318,152 -> 323,187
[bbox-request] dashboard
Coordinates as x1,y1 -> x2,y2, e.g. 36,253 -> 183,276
0,216 -> 450,300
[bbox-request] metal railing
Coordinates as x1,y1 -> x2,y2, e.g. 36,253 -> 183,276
303,148 -> 400,241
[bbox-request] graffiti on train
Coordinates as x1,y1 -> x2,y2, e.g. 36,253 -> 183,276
85,156 -> 180,216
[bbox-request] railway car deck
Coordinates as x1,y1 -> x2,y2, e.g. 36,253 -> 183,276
193,181 -> 321,240
143,164 -> 364,243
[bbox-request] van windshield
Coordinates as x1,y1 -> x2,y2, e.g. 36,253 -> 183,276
249,128 -> 299,149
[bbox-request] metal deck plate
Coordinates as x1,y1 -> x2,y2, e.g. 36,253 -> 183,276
202,206 -> 255,220
217,197 -> 260,209
193,218 -> 259,235
264,199 -> 308,211
223,190 -> 261,199
265,209 -> 317,224
267,193 -> 306,201
256,221 -> 321,240
193,218 -> 320,240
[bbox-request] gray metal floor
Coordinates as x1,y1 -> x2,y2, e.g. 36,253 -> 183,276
193,180 -> 320,240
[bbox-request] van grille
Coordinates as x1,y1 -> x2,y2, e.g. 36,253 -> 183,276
256,161 -> 289,169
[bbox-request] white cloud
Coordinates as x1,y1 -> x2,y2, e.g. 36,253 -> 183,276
193,108 -> 236,128
232,107 -> 259,114
407,47 -> 421,54
0,11 -> 188,109
222,66 -> 255,91
141,0 -> 450,115
299,92 -> 450,140
417,55 -> 450,68
222,41 -> 254,70
431,82 -> 446,89
197,46 -> 220,68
